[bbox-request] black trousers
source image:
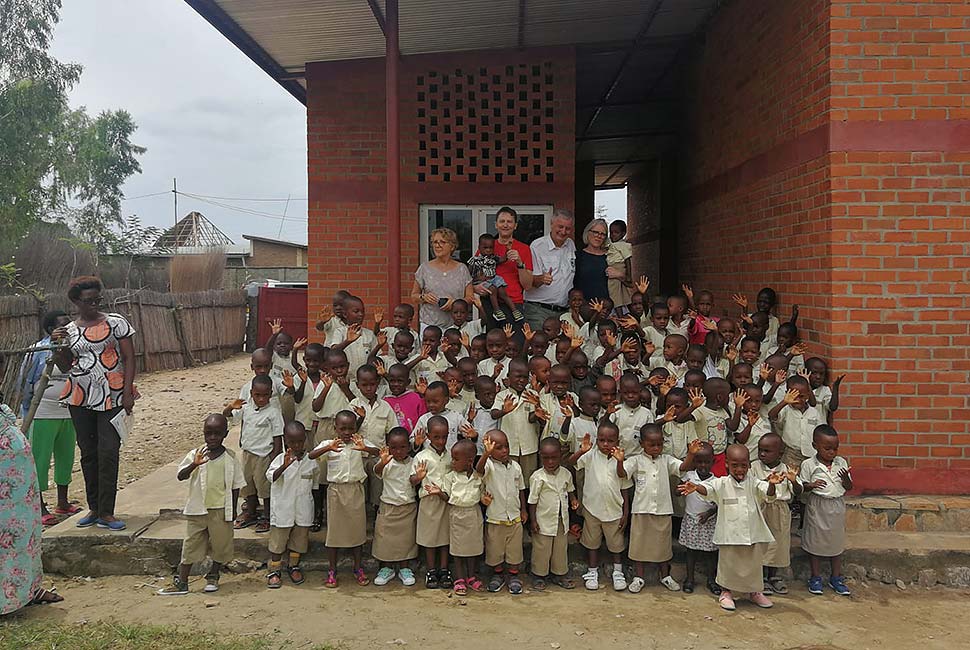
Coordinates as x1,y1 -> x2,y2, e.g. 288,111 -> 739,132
69,405 -> 123,516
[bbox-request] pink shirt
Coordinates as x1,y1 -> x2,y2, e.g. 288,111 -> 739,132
384,391 -> 428,431
689,315 -> 721,345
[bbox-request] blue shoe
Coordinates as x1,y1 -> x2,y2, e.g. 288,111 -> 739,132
829,575 -> 851,596
96,518 -> 127,531
76,513 -> 99,528
808,575 -> 824,595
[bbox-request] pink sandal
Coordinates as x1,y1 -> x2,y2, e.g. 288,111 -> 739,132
466,575 -> 485,592
325,569 -> 337,588
41,514 -> 59,526
453,578 -> 467,596
54,504 -> 82,516
354,568 -> 369,586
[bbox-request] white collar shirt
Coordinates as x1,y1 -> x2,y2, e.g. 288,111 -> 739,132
179,448 -> 246,520
528,466 -> 574,536
523,235 -> 577,306
267,453 -> 317,527
481,457 -> 525,523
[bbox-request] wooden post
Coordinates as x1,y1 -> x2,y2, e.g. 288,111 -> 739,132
171,305 -> 196,367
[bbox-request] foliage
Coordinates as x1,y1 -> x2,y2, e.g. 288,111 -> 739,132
0,620 -> 341,650
0,0 -> 144,243
595,204 -> 609,219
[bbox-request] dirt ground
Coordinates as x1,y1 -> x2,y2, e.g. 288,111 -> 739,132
42,354 -> 251,507
11,573 -> 968,650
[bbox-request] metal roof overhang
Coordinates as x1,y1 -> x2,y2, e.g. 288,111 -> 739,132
185,0 -> 721,188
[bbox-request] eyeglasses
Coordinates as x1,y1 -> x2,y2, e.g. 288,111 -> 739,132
77,296 -> 102,306
589,230 -> 607,237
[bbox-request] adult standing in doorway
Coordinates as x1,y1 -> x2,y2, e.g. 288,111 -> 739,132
522,209 -> 576,330
412,227 -> 475,331
19,310 -> 81,526
52,276 -> 137,531
573,218 -> 611,303
485,206 -> 533,329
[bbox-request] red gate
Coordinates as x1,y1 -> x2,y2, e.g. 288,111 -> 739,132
255,287 -> 308,348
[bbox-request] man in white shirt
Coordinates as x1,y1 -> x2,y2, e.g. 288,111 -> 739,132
523,209 -> 576,330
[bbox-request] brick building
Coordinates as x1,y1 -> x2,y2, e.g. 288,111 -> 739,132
187,0 -> 969,496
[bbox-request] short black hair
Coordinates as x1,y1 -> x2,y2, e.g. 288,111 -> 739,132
42,310 -> 68,334
610,220 -> 627,234
252,375 -> 274,391
426,380 -> 448,396
67,276 -> 102,301
478,232 -> 496,244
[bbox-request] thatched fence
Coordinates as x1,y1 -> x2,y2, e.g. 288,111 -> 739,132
0,289 -> 247,408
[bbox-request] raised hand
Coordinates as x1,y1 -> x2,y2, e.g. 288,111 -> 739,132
797,368 -> 811,380
317,305 -> 333,322
326,439 -> 345,453
420,343 -> 432,360
521,391 -> 540,407
678,481 -> 699,496
483,435 -> 496,456
282,370 -> 295,389
374,309 -> 384,326
759,365 -> 772,382
413,459 -> 428,481
460,332 -> 470,349
604,402 -> 618,416
459,422 -> 478,440
747,410 -> 760,425
447,378 -> 462,397
413,427 -> 427,449
503,324 -> 513,339
732,294 -> 748,310
416,376 -> 428,395
523,323 -> 535,342
782,389 -> 800,405
560,404 -> 574,419
561,321 -> 575,338
604,330 -> 617,348
734,389 -> 749,408
501,394 -> 517,414
589,298 -> 605,315
529,374 -> 541,392
379,446 -> 391,464
439,339 -> 451,356
644,341 -> 656,357
321,372 -> 334,390
376,331 -> 388,351
686,308 -> 699,321
579,433 -> 593,453
833,373 -> 847,386
659,376 -> 676,396
193,446 -> 209,466
344,323 -> 362,344
269,318 -> 283,335
351,434 -> 369,451
687,438 -> 705,456
534,406 -> 551,423
293,337 -> 308,351
297,367 -> 308,384
617,315 -> 639,330
648,374 -> 666,387
374,359 -> 386,377
282,448 -> 294,467
725,345 -> 738,362
570,334 -> 584,350
660,405 -> 676,423
492,362 -> 504,379
767,471 -> 785,485
681,284 -> 694,301
837,467 -> 852,483
352,405 -> 366,419
226,398 -> 246,411
635,276 -> 650,295
740,312 -> 753,326
688,387 -> 704,408
610,446 -> 625,463
424,484 -> 443,497
620,338 -> 638,355
467,403 -> 477,422
789,342 -> 807,357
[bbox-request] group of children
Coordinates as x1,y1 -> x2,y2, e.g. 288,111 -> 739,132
159,284 -> 852,611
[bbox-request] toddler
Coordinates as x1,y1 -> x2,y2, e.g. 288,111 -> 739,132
610,373 -> 654,458
383,363 -> 427,431
528,437 -> 580,590
372,427 -> 419,587
769,376 -> 821,469
266,421 -> 317,589
478,327 -> 512,386
413,416 -> 452,589
477,431 -> 527,594
805,357 -> 845,425
491,359 -> 539,478
678,441 -> 719,595
750,433 -> 799,595
350,365 -> 397,511
331,295 -> 377,376
468,233 -> 523,322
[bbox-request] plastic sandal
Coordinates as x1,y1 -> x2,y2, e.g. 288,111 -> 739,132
325,569 -> 337,588
54,504 -> 82,515
551,576 -> 575,590
508,575 -> 523,595
254,519 -> 270,534
233,515 -> 257,529
354,568 -> 369,586
267,571 -> 282,589
41,514 -> 60,526
487,574 -> 505,592
438,569 -> 454,589
453,578 -> 467,596
532,576 -> 547,591
466,575 -> 485,592
425,569 -> 440,589
288,566 -> 305,585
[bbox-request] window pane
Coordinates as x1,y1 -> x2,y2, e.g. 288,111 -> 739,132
427,209 -> 473,262
484,212 -> 546,245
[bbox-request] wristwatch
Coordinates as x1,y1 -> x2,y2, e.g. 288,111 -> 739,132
516,262 -> 525,269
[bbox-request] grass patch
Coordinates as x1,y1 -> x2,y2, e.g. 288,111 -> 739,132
0,621 -> 341,650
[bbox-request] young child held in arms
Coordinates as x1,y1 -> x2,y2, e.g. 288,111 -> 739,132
680,443 -> 785,611
800,424 -> 853,596
266,421 -> 317,589
159,414 -> 245,596
425,439 -> 484,596
476,430 -> 527,594
468,233 -> 524,323
372,427 -> 419,587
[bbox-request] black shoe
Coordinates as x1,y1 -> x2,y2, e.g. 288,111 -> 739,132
707,579 -> 722,595
425,569 -> 440,589
438,569 -> 454,589
682,581 -> 694,594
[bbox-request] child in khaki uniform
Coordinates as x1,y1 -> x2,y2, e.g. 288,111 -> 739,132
372,428 -> 419,587
159,414 -> 245,596
266,422 -> 317,588
528,437 -> 580,590
476,430 -> 527,594
750,433 -> 798,595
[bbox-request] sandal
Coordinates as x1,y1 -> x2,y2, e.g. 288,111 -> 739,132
41,514 -> 60,526
288,566 -> 305,585
311,515 -> 323,533
354,568 -> 369,586
233,514 -> 257,529
438,569 -> 454,589
551,576 -> 575,590
568,523 -> 582,539
707,579 -> 722,595
325,569 -> 337,588
487,574 -> 505,592
267,570 -> 282,589
683,581 -> 695,594
29,588 -> 63,605
54,504 -> 82,516
254,519 -> 270,534
508,574 -> 523,594
769,576 -> 789,594
425,569 -> 440,589
466,575 -> 485,592
532,576 -> 547,591
453,578 -> 467,596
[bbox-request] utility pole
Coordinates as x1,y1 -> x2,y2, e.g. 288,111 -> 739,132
173,177 -> 178,231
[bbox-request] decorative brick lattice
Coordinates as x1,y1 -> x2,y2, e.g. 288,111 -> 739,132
416,62 -> 556,183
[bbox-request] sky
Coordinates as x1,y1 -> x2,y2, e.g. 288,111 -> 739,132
50,1 -> 626,246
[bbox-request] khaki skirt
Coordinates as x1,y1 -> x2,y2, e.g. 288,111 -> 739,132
372,501 -> 418,562
448,504 -> 484,557
716,543 -> 766,594
761,501 -> 792,568
416,496 -> 450,548
801,493 -> 846,558
629,513 -> 672,563
325,482 -> 366,548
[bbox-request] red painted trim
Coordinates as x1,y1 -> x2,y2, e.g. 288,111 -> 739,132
685,119 -> 970,205
850,468 -> 970,497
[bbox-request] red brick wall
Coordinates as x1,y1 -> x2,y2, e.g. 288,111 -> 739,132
306,48 -> 576,337
678,0 -> 970,494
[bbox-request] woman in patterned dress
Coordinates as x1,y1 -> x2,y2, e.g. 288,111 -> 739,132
52,276 -> 137,531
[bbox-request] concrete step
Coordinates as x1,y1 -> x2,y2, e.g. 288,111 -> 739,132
846,495 -> 970,533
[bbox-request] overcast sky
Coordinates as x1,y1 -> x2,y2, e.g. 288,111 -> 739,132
51,1 -> 626,246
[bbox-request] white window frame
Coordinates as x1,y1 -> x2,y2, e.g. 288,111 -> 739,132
418,204 -> 554,262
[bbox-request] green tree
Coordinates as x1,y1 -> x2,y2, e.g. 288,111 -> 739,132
0,0 -> 144,244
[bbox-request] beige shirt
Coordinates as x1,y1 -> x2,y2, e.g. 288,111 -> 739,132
649,356 -> 688,381
694,405 -> 731,454
667,317 -> 689,338
736,409 -> 773,460
414,446 -> 450,500
411,409 -> 471,452
813,385 -> 832,423
350,396 -> 397,446
576,448 -> 633,522
562,413 -> 597,453
799,455 -> 851,499
609,404 -> 654,457
494,388 -> 539,456
623,454 -> 683,515
749,460 -> 793,503
415,351 -> 451,384
538,391 -> 579,438
776,404 -> 822,458
179,448 -> 246,520
442,470 -> 484,507
266,453 -> 317,527
662,419 -> 698,459
332,326 -> 377,376
478,357 -> 510,387
528,466 -> 574,536
643,325 -> 667,363
700,474 -> 775,546
378,457 -> 416,506
312,378 -> 357,420
234,401 -> 284,457
315,439 -> 367,483
481,457 -> 525,523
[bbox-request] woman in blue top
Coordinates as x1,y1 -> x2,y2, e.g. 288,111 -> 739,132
573,218 -> 611,302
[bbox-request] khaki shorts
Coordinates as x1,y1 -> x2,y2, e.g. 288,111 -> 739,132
240,450 -> 273,499
181,509 -> 234,565
579,509 -> 626,554
268,525 -> 311,555
485,521 -> 524,567
531,521 -> 568,577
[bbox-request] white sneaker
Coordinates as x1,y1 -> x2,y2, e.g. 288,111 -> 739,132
581,569 -> 599,590
398,568 -> 416,586
612,570 -> 627,591
660,575 -> 681,592
374,567 -> 395,586
627,577 -> 645,593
